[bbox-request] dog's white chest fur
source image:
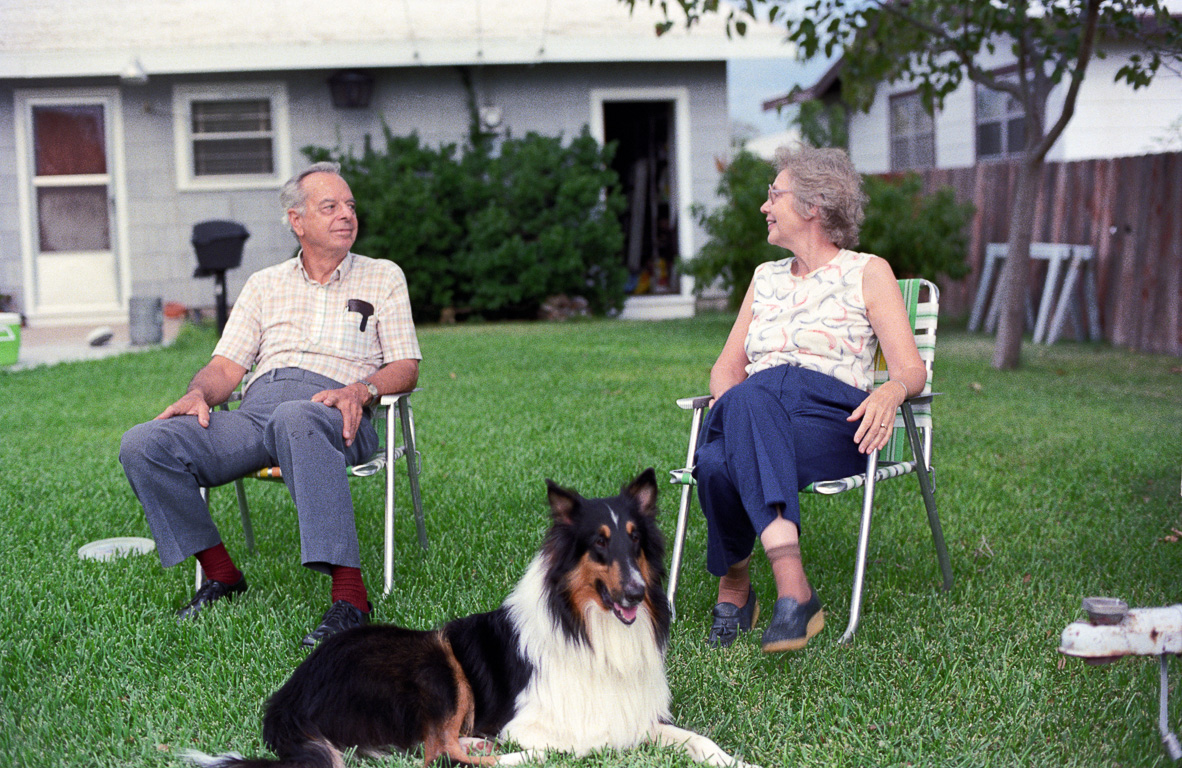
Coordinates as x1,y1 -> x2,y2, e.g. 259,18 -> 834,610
499,556 -> 671,754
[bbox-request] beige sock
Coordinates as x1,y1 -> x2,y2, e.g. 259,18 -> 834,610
716,559 -> 751,607
764,542 -> 812,603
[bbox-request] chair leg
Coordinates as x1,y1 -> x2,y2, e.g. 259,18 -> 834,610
667,482 -> 695,622
399,398 -> 428,551
840,451 -> 879,645
902,405 -> 953,592
234,478 -> 254,552
384,402 -> 398,597
196,487 -> 209,591
666,404 -> 706,621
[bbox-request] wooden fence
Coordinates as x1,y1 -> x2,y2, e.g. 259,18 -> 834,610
909,151 -> 1182,356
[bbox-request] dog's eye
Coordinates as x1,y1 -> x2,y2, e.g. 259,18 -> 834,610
594,534 -> 609,550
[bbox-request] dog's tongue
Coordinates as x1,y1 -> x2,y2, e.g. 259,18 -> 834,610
615,603 -> 639,624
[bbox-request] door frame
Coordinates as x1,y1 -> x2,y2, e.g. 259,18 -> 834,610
14,87 -> 131,325
589,87 -> 696,317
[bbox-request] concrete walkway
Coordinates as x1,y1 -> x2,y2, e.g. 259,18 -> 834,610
6,318 -> 185,371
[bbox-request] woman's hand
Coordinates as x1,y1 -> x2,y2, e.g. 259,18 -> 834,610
848,380 -> 908,455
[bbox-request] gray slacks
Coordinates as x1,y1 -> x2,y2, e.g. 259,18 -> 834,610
120,368 -> 379,573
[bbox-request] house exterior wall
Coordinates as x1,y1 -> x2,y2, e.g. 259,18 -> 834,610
2,60 -> 728,322
0,91 -> 18,310
847,44 -> 1182,175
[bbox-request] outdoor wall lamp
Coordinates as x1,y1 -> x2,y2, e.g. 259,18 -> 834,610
328,70 -> 375,109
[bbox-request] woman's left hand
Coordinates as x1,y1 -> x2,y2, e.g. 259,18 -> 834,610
848,380 -> 907,455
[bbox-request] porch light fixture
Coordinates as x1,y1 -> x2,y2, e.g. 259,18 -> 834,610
120,57 -> 148,85
328,70 -> 375,109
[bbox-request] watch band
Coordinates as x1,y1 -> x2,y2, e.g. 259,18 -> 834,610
362,380 -> 379,406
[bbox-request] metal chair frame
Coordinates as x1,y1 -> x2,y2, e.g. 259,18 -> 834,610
666,279 -> 953,643
197,390 -> 426,596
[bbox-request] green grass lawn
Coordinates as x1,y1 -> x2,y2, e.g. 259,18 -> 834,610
1,317 -> 1180,768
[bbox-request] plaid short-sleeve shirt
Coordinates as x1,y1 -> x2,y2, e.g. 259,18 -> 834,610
213,252 -> 421,390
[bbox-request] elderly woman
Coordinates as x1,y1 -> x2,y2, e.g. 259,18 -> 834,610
697,145 -> 927,653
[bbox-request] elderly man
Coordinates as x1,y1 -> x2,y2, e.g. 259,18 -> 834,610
120,162 -> 420,646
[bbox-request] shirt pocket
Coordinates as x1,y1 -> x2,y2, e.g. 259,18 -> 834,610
322,301 -> 381,364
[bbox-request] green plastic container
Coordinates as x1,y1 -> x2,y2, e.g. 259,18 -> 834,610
0,312 -> 20,366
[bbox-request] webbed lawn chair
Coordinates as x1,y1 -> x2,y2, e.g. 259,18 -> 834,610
667,279 -> 952,643
197,390 -> 426,597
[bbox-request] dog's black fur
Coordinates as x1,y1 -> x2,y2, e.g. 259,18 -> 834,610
187,469 -> 714,768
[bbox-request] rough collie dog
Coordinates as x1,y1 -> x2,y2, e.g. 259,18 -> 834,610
186,469 -> 757,768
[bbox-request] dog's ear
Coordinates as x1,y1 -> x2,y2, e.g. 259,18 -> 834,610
546,479 -> 579,525
623,468 -> 658,517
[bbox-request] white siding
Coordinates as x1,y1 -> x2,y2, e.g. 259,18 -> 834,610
849,41 -> 1182,171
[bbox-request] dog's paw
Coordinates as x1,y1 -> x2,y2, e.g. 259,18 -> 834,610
179,750 -> 244,768
490,748 -> 549,765
459,737 -> 497,757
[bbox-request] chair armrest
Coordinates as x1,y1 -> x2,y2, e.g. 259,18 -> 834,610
903,392 -> 941,407
378,387 -> 421,406
676,395 -> 712,410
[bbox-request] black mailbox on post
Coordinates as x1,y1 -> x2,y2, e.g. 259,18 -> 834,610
191,220 -> 249,334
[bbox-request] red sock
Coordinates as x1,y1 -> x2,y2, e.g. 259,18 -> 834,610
330,566 -> 370,613
195,543 -> 242,585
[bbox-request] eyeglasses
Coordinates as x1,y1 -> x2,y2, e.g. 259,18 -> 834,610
767,185 -> 793,204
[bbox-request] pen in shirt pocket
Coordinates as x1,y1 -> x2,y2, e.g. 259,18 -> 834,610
346,299 -> 375,331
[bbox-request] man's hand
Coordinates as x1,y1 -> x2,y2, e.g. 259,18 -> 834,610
312,383 -> 369,447
154,356 -> 247,428
154,390 -> 213,427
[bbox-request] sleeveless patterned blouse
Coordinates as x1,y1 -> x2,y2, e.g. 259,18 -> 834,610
744,249 -> 878,392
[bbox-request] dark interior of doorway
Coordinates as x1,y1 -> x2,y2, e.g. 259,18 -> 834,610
602,100 -> 678,296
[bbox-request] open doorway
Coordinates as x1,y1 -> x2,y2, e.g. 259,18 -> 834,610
602,100 -> 679,296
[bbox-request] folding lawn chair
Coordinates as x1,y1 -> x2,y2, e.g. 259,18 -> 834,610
667,278 -> 953,643
197,390 -> 427,597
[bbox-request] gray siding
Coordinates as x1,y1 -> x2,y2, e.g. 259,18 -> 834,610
3,60 -> 729,317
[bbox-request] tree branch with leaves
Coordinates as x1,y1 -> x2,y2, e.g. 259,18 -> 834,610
624,0 -> 1182,368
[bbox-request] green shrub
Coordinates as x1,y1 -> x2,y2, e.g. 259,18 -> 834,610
305,130 -> 481,322
305,126 -> 627,322
459,130 -> 628,318
859,172 -> 974,282
684,153 -> 974,310
684,150 -> 782,310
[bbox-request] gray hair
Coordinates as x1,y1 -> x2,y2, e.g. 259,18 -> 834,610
773,144 -> 867,249
280,161 -> 343,231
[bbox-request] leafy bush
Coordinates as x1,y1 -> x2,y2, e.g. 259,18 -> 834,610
859,172 -> 974,281
460,130 -> 627,318
307,130 -> 476,321
305,126 -> 627,322
684,152 -> 973,309
684,150 -> 782,310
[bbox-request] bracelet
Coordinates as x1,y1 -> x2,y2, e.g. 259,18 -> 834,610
883,380 -> 909,400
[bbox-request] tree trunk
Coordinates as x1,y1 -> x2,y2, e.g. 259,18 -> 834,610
991,158 -> 1043,370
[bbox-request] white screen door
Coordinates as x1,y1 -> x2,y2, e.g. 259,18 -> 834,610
17,90 -> 127,322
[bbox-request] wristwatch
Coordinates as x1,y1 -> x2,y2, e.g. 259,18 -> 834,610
361,380 -> 379,406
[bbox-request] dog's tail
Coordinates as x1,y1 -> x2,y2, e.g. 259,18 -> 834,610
182,737 -> 342,768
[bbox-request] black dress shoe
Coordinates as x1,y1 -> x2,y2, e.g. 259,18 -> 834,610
177,576 -> 248,620
761,588 -> 824,653
301,600 -> 370,647
707,587 -> 760,648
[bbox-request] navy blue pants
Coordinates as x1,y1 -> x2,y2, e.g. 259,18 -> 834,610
120,368 -> 378,573
694,365 -> 868,577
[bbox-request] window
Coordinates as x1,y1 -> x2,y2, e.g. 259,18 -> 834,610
889,92 -> 935,171
976,80 -> 1026,161
174,83 -> 290,190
